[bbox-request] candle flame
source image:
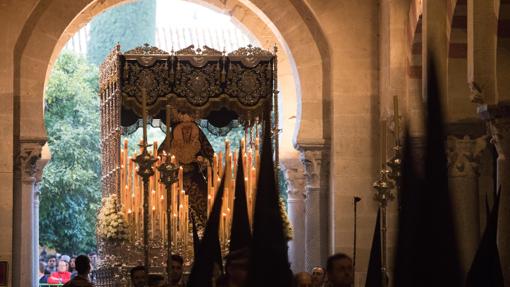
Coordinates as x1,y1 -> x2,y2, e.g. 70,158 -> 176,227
128,209 -> 132,214
160,195 -> 164,200
152,189 -> 156,194
181,189 -> 185,194
152,206 -> 156,211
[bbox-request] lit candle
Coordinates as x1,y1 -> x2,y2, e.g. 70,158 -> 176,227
128,209 -> 133,240
178,166 -> 183,191
151,205 -> 156,240
120,150 -> 125,212
218,151 -> 224,180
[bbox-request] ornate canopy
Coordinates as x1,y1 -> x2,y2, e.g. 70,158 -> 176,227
98,43 -> 278,196
100,43 -> 276,131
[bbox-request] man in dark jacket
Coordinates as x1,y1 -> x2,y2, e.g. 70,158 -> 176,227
63,255 -> 94,287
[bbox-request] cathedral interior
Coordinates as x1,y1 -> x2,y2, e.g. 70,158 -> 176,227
1,0 -> 509,286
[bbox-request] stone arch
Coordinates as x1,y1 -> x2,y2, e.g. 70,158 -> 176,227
406,0 -> 423,136
17,0 -> 330,154
496,0 -> 510,103
12,0 -> 331,283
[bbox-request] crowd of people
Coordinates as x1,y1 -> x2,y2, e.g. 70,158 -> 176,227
128,252 -> 353,287
38,252 -> 98,286
37,251 -> 353,287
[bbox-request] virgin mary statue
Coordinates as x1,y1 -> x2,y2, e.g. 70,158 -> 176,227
159,111 -> 214,229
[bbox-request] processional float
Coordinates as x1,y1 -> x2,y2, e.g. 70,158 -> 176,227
95,43 -> 278,286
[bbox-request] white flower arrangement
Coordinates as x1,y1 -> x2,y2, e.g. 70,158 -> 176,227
97,194 -> 129,241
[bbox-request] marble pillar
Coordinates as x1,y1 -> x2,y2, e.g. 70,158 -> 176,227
16,139 -> 45,287
281,158 -> 306,272
446,135 -> 487,275
479,103 -> 510,286
298,145 -> 330,272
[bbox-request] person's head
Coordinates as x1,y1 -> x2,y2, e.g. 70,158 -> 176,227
130,266 -> 147,287
60,255 -> 71,263
39,262 -> 46,276
311,267 -> 325,286
47,255 -> 57,267
75,255 -> 91,276
326,253 -> 354,287
225,248 -> 249,286
170,254 -> 184,283
69,257 -> 76,270
57,260 -> 69,273
148,274 -> 165,287
294,272 -> 312,287
89,252 -> 97,268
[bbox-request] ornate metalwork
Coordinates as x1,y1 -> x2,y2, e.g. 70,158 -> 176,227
174,62 -> 222,106
125,43 -> 169,55
97,44 -> 277,284
175,44 -> 223,56
119,44 -> 275,122
228,44 -> 273,67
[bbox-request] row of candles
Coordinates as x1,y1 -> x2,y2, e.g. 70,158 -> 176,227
118,136 -> 261,252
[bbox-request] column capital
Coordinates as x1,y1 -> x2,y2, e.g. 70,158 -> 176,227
297,145 -> 329,192
447,135 -> 488,177
18,138 -> 47,183
280,158 -> 306,201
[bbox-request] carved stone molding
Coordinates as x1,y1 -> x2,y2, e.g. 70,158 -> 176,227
299,148 -> 330,193
19,139 -> 46,183
447,135 -> 488,177
280,158 -> 306,201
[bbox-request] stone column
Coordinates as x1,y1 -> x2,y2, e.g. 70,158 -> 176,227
489,118 -> 510,285
16,139 -> 45,287
33,181 -> 41,283
479,103 -> 510,285
446,135 -> 487,275
281,158 -> 306,272
298,144 -> 330,271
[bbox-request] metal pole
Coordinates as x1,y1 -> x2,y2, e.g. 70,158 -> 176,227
380,205 -> 387,287
353,196 -> 361,271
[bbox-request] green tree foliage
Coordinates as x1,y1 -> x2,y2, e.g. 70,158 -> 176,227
87,0 -> 156,66
40,52 -> 101,255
